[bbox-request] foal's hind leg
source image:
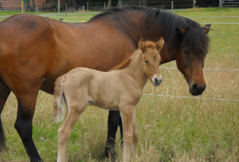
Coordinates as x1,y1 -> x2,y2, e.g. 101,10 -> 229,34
57,101 -> 87,162
0,79 -> 11,151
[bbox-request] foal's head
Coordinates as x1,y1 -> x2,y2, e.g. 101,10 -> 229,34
138,37 -> 164,86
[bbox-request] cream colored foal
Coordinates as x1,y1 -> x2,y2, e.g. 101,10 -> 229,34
53,38 -> 164,162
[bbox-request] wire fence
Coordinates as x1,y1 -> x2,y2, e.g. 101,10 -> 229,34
60,20 -> 239,25
143,67 -> 239,102
143,94 -> 239,102
160,67 -> 239,71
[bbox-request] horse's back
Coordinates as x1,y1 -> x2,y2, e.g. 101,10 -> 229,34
0,14 -> 137,95
0,14 -> 54,45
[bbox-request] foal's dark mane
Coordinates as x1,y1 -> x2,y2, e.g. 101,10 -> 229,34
89,6 -> 209,57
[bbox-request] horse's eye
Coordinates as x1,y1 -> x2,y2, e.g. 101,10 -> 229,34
184,50 -> 189,55
145,60 -> 148,64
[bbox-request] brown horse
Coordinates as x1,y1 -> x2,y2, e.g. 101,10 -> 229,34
0,6 -> 210,162
53,38 -> 164,162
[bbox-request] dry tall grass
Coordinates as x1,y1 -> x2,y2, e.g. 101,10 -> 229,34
1,8 -> 239,162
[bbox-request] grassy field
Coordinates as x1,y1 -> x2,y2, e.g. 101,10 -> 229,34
0,8 -> 239,162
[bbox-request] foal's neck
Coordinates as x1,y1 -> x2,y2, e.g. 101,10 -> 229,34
123,50 -> 148,89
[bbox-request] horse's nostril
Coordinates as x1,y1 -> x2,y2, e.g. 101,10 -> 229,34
190,83 -> 206,96
192,83 -> 199,91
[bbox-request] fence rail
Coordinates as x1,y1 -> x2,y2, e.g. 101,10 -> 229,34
0,1 -> 27,11
160,67 -> 239,71
150,65 -> 239,102
143,94 -> 239,102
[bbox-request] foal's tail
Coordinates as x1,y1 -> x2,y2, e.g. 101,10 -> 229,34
53,75 -> 66,123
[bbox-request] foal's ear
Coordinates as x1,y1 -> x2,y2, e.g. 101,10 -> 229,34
138,38 -> 145,52
156,37 -> 164,52
203,24 -> 211,34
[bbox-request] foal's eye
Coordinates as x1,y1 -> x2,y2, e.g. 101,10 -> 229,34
145,60 -> 148,64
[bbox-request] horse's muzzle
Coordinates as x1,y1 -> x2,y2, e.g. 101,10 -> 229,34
190,83 -> 206,96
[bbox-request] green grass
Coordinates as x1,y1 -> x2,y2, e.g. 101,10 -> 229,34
0,8 -> 239,162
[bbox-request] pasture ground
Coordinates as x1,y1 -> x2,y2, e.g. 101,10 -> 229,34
0,8 -> 239,162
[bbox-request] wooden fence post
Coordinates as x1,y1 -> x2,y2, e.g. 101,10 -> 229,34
58,0 -> 60,13
219,0 -> 223,8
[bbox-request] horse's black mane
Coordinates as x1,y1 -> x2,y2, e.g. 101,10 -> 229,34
90,6 -> 209,57
89,6 -> 147,21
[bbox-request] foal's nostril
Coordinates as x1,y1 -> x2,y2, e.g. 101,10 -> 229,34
155,78 -> 159,84
154,77 -> 162,86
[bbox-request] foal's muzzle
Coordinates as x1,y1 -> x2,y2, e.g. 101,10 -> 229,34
152,75 -> 162,86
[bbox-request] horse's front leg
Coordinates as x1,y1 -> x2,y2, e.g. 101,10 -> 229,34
104,110 -> 122,160
14,92 -> 42,162
57,102 -> 87,162
120,105 -> 134,162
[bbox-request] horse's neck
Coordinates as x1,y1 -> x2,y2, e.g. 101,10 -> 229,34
118,12 -> 176,64
134,12 -> 177,64
91,10 -> 177,64
122,51 -> 148,89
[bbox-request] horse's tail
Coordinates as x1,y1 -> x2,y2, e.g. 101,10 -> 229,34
0,80 -> 9,152
0,116 -> 7,152
53,75 -> 67,123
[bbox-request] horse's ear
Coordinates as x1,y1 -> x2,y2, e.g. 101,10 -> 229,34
176,28 -> 188,36
138,38 -> 145,52
156,37 -> 164,52
203,24 -> 211,34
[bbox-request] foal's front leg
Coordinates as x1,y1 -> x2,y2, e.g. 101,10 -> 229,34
57,103 -> 86,162
132,112 -> 139,155
120,105 -> 135,162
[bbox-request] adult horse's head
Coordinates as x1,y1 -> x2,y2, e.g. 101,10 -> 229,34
175,24 -> 210,96
142,9 -> 211,96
